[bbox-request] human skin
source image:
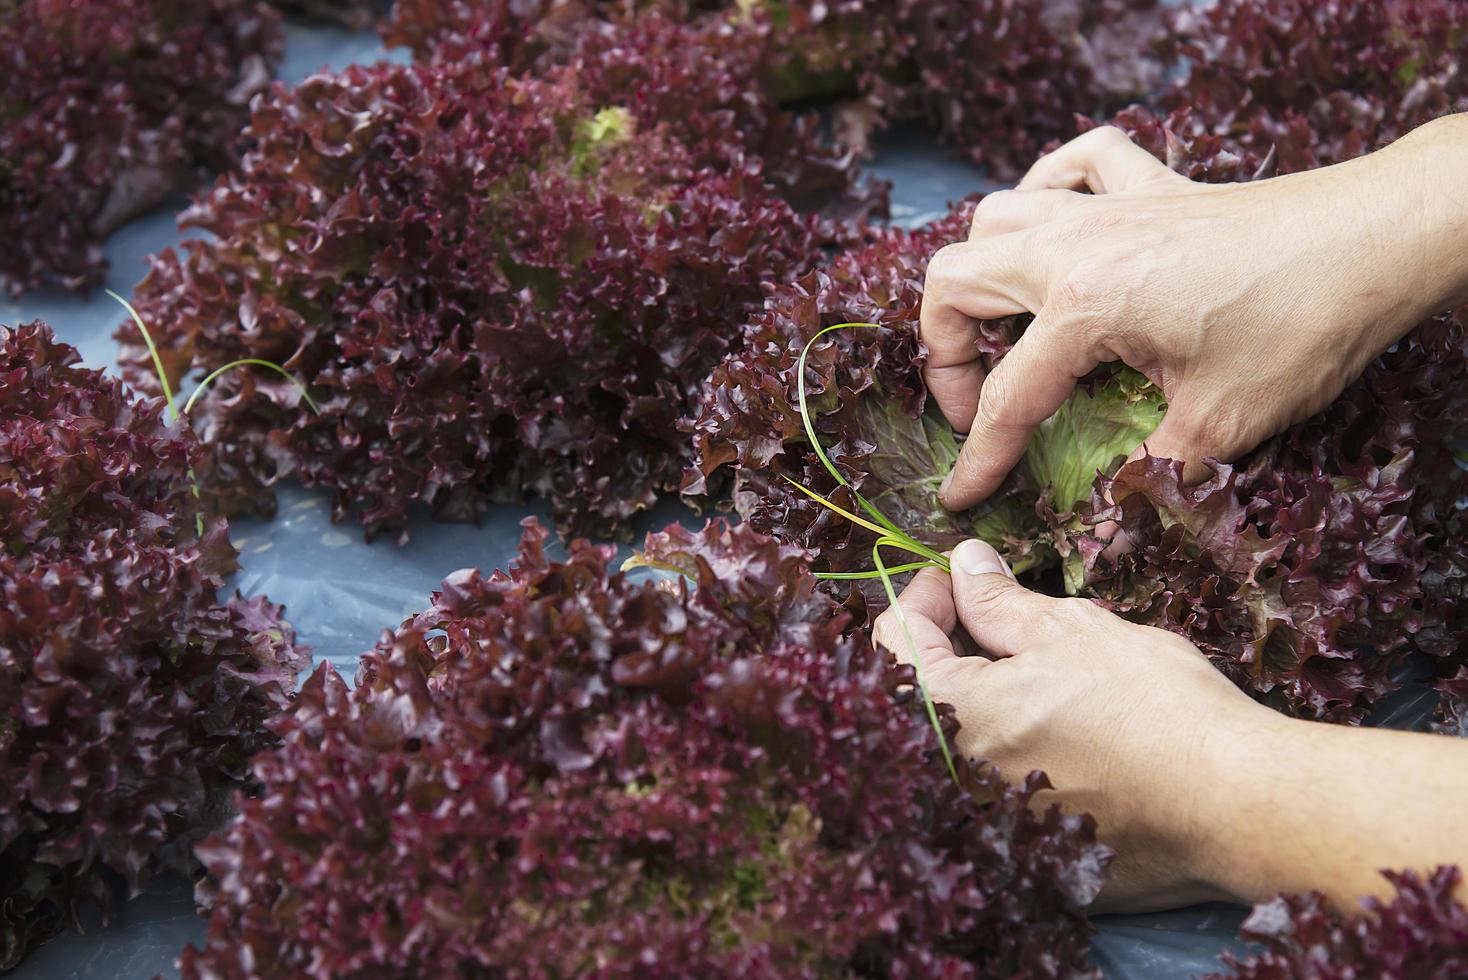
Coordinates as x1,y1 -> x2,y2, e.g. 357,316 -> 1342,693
887,114 -> 1468,914
874,540 -> 1468,914
921,112 -> 1468,509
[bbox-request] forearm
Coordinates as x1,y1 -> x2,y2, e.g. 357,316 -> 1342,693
1190,711 -> 1468,911
1358,111 -> 1468,327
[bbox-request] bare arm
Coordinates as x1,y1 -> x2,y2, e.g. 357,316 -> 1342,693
1196,705 -> 1468,910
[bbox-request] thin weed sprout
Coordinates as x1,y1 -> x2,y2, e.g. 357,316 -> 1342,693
789,322 -> 958,782
107,290 -> 318,535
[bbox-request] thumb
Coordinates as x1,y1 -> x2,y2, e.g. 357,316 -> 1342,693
939,309 -> 1100,511
949,539 -> 1075,657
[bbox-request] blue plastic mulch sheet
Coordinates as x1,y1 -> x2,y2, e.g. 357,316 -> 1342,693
8,19 -> 1444,980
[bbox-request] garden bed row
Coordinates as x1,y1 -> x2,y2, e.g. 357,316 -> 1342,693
3,0 -> 1468,976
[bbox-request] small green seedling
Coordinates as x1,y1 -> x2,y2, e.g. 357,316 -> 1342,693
107,290 -> 318,535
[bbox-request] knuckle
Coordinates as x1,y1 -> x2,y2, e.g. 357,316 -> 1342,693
1173,402 -> 1236,460
924,656 -> 972,692
1093,125 -> 1131,148
970,190 -> 1015,232
1049,254 -> 1117,313
872,609 -> 898,647
924,243 -> 967,288
1056,596 -> 1105,628
965,579 -> 1026,620
972,369 -> 1016,434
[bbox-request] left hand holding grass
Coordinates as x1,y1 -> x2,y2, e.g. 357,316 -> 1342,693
875,539 -> 1468,914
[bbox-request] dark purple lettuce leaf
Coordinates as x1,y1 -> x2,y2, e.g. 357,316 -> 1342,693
1436,667 -> 1468,737
0,0 -> 283,295
116,26 -> 864,542
269,0 -> 378,28
1217,867 -> 1468,979
0,322 -> 308,970
1084,314 -> 1468,722
178,519 -> 1109,978
384,0 -> 1171,178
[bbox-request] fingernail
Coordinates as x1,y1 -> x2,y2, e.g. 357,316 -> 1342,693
939,469 -> 953,498
953,539 -> 1010,577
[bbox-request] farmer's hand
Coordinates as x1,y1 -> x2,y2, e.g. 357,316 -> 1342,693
923,112 -> 1468,509
875,539 -> 1468,914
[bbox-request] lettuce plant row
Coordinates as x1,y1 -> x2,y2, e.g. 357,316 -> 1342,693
0,0 -> 284,295
176,520 -> 1110,978
0,323 -> 308,969
117,19 -> 882,542
383,0 -> 1172,178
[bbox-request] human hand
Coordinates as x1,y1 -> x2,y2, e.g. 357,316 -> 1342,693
922,114 -> 1468,509
872,538 -> 1282,913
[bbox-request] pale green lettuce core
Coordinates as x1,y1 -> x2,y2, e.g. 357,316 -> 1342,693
1020,367 -> 1166,593
1023,367 -> 1166,515
571,106 -> 636,174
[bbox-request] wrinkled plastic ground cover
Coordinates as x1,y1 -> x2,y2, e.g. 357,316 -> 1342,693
4,15 -> 1457,980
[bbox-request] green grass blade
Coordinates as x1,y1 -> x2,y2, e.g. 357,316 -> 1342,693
107,290 -> 178,422
786,477 -> 949,566
874,536 -> 959,784
782,475 -> 892,537
794,322 -> 909,538
182,359 -> 320,417
815,561 -> 937,580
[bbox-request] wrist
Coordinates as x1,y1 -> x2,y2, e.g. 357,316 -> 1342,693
1179,702 -> 1307,906
1367,112 -> 1468,323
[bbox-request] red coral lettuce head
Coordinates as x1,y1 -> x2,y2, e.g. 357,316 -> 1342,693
0,322 -> 308,969
179,519 -> 1110,978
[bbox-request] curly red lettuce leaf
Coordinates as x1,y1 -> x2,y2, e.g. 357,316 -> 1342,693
382,8 -> 887,225
178,519 -> 1109,978
0,0 -> 282,295
384,0 -> 1171,178
1216,866 -> 1468,979
0,322 -> 308,971
117,34 -> 855,542
1084,313 -> 1468,722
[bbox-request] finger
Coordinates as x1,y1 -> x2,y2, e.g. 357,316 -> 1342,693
873,567 -> 959,676
892,566 -> 958,635
939,309 -> 1102,510
969,187 -> 1088,238
948,539 -> 1092,658
1016,126 -> 1179,195
920,236 -> 1047,433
